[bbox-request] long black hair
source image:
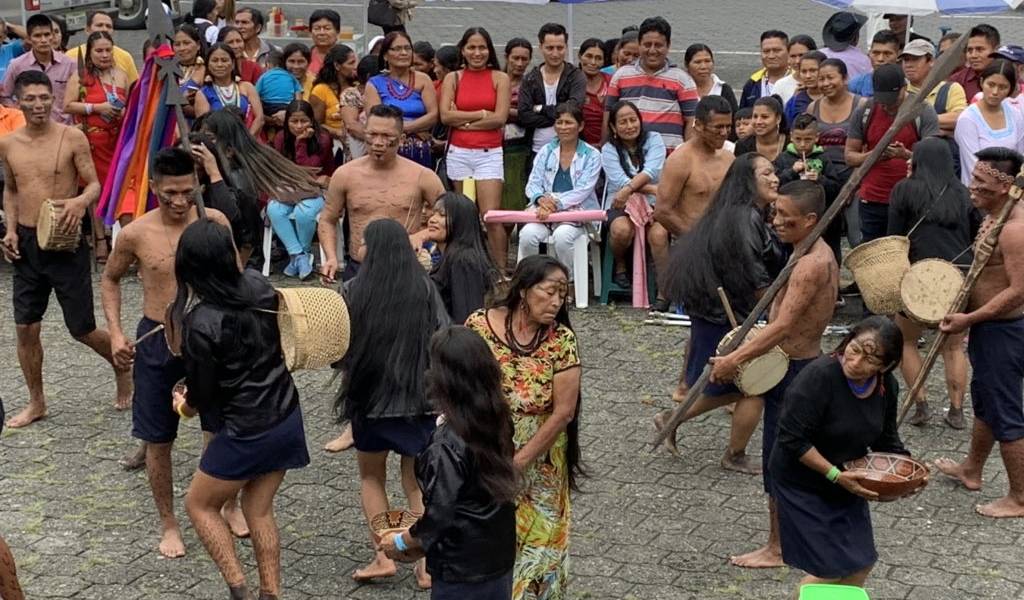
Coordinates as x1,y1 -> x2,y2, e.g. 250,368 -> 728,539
666,153 -> 774,318
457,27 -> 501,71
281,99 -> 323,161
204,42 -> 240,82
890,137 -> 971,228
431,192 -> 500,304
493,255 -> 585,491
607,100 -> 648,177
832,315 -> 904,373
169,220 -> 263,362
427,326 -> 518,503
312,44 -> 356,92
336,219 -> 436,422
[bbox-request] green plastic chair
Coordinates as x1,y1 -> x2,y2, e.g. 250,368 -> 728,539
798,584 -> 870,600
598,235 -> 657,306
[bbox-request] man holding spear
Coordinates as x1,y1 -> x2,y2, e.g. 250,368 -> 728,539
934,148 -> 1024,519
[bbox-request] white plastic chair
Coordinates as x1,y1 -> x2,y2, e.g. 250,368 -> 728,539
262,209 -> 345,277
517,227 -> 602,309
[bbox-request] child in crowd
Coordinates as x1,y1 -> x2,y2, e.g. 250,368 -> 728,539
255,51 -> 303,117
734,106 -> 754,139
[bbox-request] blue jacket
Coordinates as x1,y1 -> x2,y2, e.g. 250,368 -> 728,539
526,139 -> 602,212
600,132 -> 666,207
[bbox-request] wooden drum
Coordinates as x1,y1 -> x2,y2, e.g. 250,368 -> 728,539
899,259 -> 964,326
36,199 -> 80,252
716,325 -> 790,396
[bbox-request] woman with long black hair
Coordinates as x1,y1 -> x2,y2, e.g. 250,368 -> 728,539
655,153 -> 785,471
380,326 -> 518,599
426,192 -> 502,323
170,219 -> 309,600
889,137 -> 981,428
465,255 -> 583,599
310,44 -> 358,154
336,218 -> 448,588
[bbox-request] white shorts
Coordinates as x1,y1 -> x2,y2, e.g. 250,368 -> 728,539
446,145 -> 504,181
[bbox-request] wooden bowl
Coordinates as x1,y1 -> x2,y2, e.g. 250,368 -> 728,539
843,452 -> 929,501
370,510 -> 417,543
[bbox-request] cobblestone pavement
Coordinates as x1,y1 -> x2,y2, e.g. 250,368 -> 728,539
2,264 -> 1024,600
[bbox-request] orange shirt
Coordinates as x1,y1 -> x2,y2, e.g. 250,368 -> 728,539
0,105 -> 25,137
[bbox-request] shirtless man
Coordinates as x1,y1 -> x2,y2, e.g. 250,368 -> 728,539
0,70 -> 131,428
653,95 -> 734,313
101,147 -> 236,558
711,181 -> 838,567
935,148 -> 1024,519
319,103 -> 445,283
318,103 -> 444,454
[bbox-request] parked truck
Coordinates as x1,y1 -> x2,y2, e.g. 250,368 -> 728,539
20,0 -> 118,35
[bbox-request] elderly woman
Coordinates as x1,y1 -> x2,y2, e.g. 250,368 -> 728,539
770,316 -> 921,596
466,255 -> 583,600
518,102 -> 601,278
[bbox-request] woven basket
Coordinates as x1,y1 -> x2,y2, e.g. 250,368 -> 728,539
844,236 -> 910,315
276,287 -> 350,371
370,509 -> 418,542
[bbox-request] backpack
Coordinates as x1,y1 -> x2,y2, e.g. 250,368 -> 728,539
933,81 -> 952,115
860,98 -> 922,139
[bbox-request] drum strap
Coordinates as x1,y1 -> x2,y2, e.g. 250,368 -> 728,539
50,128 -> 68,200
905,184 -> 948,239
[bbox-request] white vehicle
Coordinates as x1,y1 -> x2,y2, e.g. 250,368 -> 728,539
115,0 -> 179,29
20,0 -> 118,34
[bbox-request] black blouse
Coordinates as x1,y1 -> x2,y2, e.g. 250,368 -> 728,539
887,181 -> 981,265
183,269 -> 299,437
769,356 -> 908,500
409,422 -> 516,583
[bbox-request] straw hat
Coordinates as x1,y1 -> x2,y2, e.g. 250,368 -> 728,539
276,287 -> 350,371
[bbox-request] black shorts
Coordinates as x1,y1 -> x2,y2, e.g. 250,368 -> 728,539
352,415 -> 436,456
12,225 -> 96,338
968,318 -> 1024,443
131,317 -> 186,444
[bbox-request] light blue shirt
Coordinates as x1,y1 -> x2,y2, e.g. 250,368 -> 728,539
848,72 -> 874,98
525,139 -> 602,211
0,40 -> 26,84
600,132 -> 666,207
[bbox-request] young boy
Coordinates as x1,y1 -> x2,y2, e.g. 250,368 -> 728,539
734,106 -> 754,139
254,51 -> 302,117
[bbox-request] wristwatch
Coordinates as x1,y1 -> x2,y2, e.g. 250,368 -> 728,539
533,104 -> 543,114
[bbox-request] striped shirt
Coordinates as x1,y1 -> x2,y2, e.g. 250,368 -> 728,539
606,62 -> 699,150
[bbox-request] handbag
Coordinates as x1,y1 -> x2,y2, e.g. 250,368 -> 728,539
367,0 -> 400,27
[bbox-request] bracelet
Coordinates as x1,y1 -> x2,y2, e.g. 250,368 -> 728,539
175,402 -> 194,420
85,103 -> 93,115
825,465 -> 841,483
393,532 -> 408,552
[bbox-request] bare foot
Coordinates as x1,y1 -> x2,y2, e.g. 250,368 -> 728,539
114,368 -> 133,411
653,410 -> 680,457
324,424 -> 354,453
932,457 -> 982,491
352,555 -> 397,582
6,404 -> 47,428
721,450 -> 761,475
730,544 -> 783,568
414,560 -> 432,589
222,502 -> 250,538
724,403 -> 735,415
975,496 -> 1024,518
119,442 -> 147,472
158,526 -> 186,558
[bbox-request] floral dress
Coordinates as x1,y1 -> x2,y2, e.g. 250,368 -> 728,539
466,309 -> 581,600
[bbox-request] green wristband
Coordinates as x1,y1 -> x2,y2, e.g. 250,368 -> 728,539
826,466 -> 841,483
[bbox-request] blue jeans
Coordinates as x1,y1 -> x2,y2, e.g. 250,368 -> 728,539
267,197 -> 325,256
858,199 -> 890,246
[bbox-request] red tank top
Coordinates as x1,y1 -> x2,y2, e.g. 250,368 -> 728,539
449,68 -> 503,150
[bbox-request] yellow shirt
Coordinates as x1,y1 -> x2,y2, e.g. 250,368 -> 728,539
66,44 -> 139,85
300,72 -> 315,100
310,83 -> 344,130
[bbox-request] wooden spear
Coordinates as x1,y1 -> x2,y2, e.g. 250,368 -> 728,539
651,33 -> 971,451
896,171 -> 1023,426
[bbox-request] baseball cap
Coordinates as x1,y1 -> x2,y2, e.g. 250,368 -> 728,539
991,45 -> 1024,64
873,64 -> 905,106
900,39 -> 935,59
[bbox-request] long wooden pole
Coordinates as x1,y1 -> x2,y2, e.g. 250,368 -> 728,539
652,33 -> 971,451
896,178 -> 1023,426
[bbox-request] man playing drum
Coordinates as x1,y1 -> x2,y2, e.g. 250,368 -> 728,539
101,147 -> 237,558
0,70 -> 131,428
935,147 -> 1024,519
710,180 -> 839,567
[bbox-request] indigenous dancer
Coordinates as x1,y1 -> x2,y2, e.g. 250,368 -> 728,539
171,219 -> 308,600
466,255 -> 583,600
380,326 -> 518,599
711,181 -> 839,567
336,219 -> 446,588
101,147 -> 236,558
0,70 -> 132,428
655,153 -> 785,472
935,147 -> 1024,518
770,317 -> 916,594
